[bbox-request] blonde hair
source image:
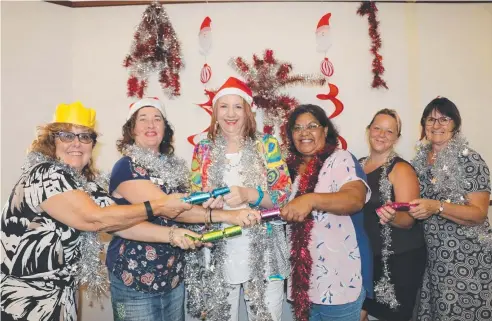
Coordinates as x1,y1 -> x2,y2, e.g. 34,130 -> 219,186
29,123 -> 98,180
207,96 -> 257,141
367,108 -> 402,137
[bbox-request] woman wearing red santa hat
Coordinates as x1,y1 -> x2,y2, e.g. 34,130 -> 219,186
185,77 -> 292,321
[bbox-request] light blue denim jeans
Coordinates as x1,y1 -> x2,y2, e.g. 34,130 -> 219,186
309,287 -> 366,321
109,272 -> 184,321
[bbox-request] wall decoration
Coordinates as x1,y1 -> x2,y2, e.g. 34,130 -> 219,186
357,1 -> 388,89
315,12 -> 347,149
187,89 -> 215,146
229,49 -> 325,149
199,17 -> 213,84
123,1 -> 184,98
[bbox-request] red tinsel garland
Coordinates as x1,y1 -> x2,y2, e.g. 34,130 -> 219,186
287,146 -> 336,321
123,2 -> 183,98
357,2 -> 388,89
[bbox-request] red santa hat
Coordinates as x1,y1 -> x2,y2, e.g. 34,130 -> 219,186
127,97 -> 166,121
212,77 -> 254,108
199,16 -> 212,33
316,13 -> 332,32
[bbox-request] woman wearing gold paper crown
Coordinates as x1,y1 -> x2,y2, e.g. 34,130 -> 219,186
408,97 -> 492,321
0,102 -> 194,321
185,77 -> 292,321
106,97 -> 260,321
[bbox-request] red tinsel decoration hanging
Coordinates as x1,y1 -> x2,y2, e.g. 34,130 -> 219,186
229,49 -> 325,150
286,146 -> 337,321
123,2 -> 184,98
357,2 -> 388,89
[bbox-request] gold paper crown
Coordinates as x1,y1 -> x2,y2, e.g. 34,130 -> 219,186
53,101 -> 96,129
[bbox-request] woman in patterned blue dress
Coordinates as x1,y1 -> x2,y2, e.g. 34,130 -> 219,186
408,97 -> 491,321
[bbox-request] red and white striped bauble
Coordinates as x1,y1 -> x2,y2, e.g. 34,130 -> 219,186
200,63 -> 212,84
320,57 -> 334,77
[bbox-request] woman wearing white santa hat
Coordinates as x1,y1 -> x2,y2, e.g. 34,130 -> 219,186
185,77 -> 292,321
105,96 -> 260,321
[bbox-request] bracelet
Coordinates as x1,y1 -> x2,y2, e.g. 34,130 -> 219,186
144,201 -> 156,221
169,225 -> 178,247
249,186 -> 264,208
209,208 -> 214,224
204,208 -> 211,227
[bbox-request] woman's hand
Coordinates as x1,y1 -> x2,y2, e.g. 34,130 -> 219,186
377,202 -> 397,225
169,228 -> 204,250
408,198 -> 440,220
153,193 -> 193,219
223,186 -> 252,208
227,209 -> 261,227
280,195 -> 313,222
201,186 -> 225,209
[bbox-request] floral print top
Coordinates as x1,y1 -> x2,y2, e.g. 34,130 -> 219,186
191,133 -> 291,204
106,156 -> 185,294
288,149 -> 373,305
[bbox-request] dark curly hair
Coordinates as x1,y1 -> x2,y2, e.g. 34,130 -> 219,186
116,109 -> 175,155
286,104 -> 340,156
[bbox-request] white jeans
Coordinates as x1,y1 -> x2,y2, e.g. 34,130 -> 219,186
228,279 -> 284,321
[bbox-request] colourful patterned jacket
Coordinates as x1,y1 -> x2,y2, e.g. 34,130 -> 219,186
190,133 -> 291,207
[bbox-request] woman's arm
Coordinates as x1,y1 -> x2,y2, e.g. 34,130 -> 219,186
281,181 -> 367,222
115,180 -> 258,226
378,162 -> 419,229
224,136 -> 292,209
409,191 -> 490,226
39,189 -> 190,232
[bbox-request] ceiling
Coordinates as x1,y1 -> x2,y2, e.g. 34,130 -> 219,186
45,0 -> 490,8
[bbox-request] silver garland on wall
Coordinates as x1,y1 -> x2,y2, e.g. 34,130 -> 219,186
412,134 -> 492,252
23,152 -> 109,299
360,151 -> 400,309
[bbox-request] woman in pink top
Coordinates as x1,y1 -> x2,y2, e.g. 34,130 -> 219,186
280,104 -> 374,321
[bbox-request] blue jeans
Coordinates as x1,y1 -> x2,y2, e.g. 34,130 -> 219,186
309,288 -> 365,321
109,272 -> 184,321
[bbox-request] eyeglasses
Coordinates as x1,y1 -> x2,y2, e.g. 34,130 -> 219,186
292,123 -> 323,133
54,131 -> 96,144
425,116 -> 452,126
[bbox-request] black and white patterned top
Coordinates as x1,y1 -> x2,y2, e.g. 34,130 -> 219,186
0,162 -> 113,321
416,148 -> 492,321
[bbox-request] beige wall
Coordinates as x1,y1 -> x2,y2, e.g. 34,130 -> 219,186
2,2 -> 491,320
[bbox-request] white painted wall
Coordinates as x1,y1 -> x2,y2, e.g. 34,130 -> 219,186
2,2 -> 491,320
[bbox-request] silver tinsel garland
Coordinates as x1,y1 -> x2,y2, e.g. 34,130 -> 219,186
185,134 -> 288,321
360,151 -> 400,309
122,144 -> 190,192
22,152 -> 109,299
412,134 -> 492,252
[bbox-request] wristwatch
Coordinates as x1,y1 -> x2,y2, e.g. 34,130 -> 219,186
436,200 -> 444,215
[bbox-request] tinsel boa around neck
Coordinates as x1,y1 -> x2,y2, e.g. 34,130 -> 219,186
412,134 -> 492,252
22,152 -> 109,298
122,144 -> 190,192
286,146 -> 335,321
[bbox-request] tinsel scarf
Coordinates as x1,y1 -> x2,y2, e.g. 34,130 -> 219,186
22,152 -> 109,299
287,146 -> 335,321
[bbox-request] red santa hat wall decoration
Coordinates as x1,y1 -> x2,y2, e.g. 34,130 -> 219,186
199,16 -> 213,84
316,13 -> 334,78
314,12 -> 347,150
